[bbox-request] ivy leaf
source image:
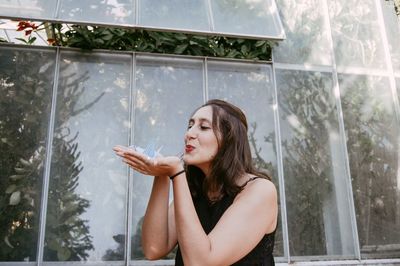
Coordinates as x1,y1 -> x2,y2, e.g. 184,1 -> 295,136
5,184 -> 17,194
9,191 -> 21,205
226,50 -> 241,58
57,247 -> 72,261
174,44 -> 188,54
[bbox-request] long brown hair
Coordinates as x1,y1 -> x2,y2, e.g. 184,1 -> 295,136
185,99 -> 271,200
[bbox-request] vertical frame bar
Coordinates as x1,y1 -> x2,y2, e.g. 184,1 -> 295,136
125,52 -> 136,266
36,47 -> 61,266
322,0 -> 361,259
205,0 -> 215,32
53,0 -> 61,19
375,0 -> 400,123
134,0 -> 139,26
203,57 -> 209,103
270,55 -> 290,263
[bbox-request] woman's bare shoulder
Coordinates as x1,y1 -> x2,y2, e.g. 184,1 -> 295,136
236,176 -> 277,203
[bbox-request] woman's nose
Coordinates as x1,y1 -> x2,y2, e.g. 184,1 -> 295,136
185,127 -> 197,140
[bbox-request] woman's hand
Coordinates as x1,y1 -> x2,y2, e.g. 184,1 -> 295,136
113,145 -> 183,177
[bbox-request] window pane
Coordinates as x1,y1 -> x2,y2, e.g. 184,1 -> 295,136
381,0 -> 400,73
138,0 -> 209,31
276,69 -> 356,257
0,1 -> 285,40
207,61 -> 284,256
274,0 -> 332,65
44,52 -> 131,261
328,0 -> 386,69
131,55 -> 204,260
0,0 -> 56,18
339,74 -> 400,259
0,47 -> 56,261
211,0 -> 284,38
58,0 -> 134,24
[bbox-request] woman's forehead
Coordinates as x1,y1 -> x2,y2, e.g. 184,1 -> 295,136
191,105 -> 213,121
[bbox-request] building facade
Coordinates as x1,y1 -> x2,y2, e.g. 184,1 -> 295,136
0,0 -> 399,265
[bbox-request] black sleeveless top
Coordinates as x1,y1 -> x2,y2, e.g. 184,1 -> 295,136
175,177 -> 275,265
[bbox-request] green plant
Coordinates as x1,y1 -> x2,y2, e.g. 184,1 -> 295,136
11,21 -> 274,60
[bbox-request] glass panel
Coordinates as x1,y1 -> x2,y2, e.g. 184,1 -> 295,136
339,74 -> 400,259
276,69 -> 356,257
0,47 -> 56,261
328,0 -> 386,69
0,0 -> 285,39
211,0 -> 284,38
138,0 -> 209,31
44,52 -> 131,261
381,0 -> 400,73
207,61 -> 284,256
0,0 -> 56,19
58,0 -> 134,25
131,56 -> 204,259
274,0 -> 332,65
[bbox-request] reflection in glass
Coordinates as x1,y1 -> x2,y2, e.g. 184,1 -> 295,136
44,52 -> 131,261
58,0 -> 134,24
0,47 -> 55,261
207,61 -> 284,256
0,0 -> 56,18
131,56 -> 204,259
138,0 -> 209,31
276,69 -> 356,257
211,0 -> 284,37
381,0 -> 400,73
328,0 -> 386,69
274,0 -> 332,65
339,74 -> 400,259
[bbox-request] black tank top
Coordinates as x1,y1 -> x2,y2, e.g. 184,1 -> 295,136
175,177 -> 275,265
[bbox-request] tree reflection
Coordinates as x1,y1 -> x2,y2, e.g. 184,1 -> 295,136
0,49 -> 94,261
339,75 -> 400,258
277,70 -> 339,255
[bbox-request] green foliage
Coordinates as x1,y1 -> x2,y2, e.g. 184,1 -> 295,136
57,25 -> 274,60
12,22 -> 274,60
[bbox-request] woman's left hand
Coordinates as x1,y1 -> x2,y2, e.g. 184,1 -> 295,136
113,145 -> 183,177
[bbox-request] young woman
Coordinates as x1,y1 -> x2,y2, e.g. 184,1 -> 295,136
114,99 -> 278,265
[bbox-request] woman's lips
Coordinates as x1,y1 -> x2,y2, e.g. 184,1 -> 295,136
185,145 -> 194,153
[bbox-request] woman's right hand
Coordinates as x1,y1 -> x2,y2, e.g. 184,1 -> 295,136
113,145 -> 183,177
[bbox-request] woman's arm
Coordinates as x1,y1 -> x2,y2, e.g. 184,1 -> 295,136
173,174 -> 277,266
113,146 -> 180,259
141,175 -> 177,260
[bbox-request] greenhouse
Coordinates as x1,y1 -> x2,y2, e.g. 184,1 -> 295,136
0,0 -> 399,265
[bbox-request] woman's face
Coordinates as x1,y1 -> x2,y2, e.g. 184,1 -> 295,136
183,105 -> 219,175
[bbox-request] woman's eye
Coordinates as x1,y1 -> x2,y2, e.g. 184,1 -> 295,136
200,125 -> 210,130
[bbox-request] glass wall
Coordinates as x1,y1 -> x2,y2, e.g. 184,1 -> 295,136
0,0 -> 285,40
274,0 -> 400,262
1,0 -> 400,265
0,47 -> 55,262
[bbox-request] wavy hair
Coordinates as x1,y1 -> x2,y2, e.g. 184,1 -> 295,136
185,99 -> 271,201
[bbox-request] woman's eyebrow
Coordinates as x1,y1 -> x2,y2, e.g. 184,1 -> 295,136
189,117 -> 212,124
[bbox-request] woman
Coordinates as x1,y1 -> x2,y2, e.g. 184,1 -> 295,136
114,99 -> 278,265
